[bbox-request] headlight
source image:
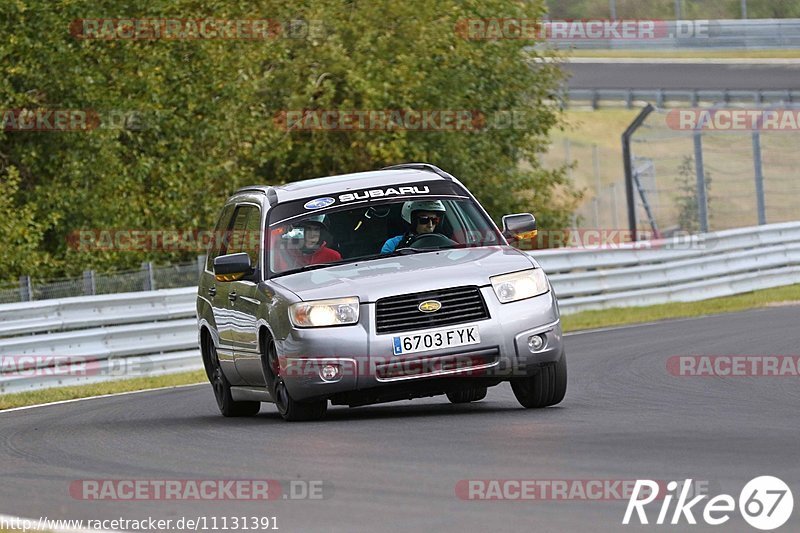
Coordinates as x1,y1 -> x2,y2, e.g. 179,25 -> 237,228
289,297 -> 360,327
490,269 -> 549,303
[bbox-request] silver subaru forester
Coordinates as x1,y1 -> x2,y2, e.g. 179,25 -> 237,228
197,163 -> 566,421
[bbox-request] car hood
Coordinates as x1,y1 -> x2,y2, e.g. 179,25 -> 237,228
271,246 -> 537,302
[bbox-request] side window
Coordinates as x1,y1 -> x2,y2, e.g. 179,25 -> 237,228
205,204 -> 235,271
226,205 -> 262,269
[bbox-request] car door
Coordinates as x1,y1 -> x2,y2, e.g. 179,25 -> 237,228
225,202 -> 268,386
203,203 -> 239,375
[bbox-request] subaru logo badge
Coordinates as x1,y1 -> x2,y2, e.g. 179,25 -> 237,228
304,197 -> 335,210
418,300 -> 442,313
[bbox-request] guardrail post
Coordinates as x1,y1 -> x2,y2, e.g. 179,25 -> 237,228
142,262 -> 155,291
625,90 -> 633,109
691,90 -> 699,107
82,270 -> 96,296
693,132 -> 710,233
18,276 -> 33,302
591,90 -> 599,110
752,132 -> 767,225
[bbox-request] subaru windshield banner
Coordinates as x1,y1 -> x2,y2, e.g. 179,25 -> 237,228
268,180 -> 470,226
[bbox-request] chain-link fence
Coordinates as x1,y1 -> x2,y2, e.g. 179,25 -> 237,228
546,105 -> 800,238
623,105 -> 800,236
0,258 -> 206,304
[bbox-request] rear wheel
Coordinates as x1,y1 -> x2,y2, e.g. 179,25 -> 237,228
205,334 -> 260,417
511,352 -> 567,408
446,386 -> 488,404
262,337 -> 327,422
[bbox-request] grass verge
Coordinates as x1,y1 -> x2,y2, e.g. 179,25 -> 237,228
0,369 -> 206,411
2,284 -> 799,411
561,283 -> 800,332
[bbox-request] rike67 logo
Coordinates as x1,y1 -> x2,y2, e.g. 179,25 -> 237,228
624,476 -> 794,530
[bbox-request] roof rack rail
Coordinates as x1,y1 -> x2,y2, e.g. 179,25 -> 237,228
381,163 -> 453,181
234,185 -> 278,206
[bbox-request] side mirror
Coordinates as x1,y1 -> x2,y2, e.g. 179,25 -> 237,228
214,253 -> 252,282
502,213 -> 538,248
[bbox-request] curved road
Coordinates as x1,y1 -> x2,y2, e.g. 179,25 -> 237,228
1,306 -> 798,532
565,60 -> 800,90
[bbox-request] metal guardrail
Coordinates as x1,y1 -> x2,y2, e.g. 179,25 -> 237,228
566,89 -> 800,109
1,221 -> 799,393
0,287 -> 196,338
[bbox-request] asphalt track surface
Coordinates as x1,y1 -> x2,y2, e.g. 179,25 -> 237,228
565,61 -> 800,90
1,306 -> 798,532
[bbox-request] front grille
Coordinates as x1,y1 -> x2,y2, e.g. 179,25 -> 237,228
375,286 -> 490,334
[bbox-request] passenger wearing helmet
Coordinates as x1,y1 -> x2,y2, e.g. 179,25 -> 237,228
275,215 -> 341,271
381,200 -> 446,254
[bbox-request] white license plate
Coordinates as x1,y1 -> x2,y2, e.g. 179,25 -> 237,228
392,325 -> 480,356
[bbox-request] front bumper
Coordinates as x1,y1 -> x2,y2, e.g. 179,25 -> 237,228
277,286 -> 563,401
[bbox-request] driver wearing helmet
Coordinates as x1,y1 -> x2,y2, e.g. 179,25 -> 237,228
275,215 -> 341,271
381,200 -> 446,254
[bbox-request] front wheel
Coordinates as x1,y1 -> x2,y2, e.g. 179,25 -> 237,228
511,352 -> 567,408
274,377 -> 328,422
263,338 -> 327,422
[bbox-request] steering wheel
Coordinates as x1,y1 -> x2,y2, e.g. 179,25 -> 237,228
405,232 -> 458,249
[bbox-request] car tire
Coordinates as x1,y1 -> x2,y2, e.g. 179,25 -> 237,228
262,337 -> 327,422
511,352 -> 567,408
446,386 -> 488,404
273,377 -> 328,422
206,336 -> 260,417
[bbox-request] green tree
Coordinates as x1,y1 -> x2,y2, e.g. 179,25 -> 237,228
1,0 -> 580,281
0,166 -> 56,277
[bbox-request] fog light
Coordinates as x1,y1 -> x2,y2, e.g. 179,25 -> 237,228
528,334 -> 545,352
320,364 -> 339,381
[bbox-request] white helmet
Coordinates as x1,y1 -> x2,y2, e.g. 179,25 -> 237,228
296,214 -> 329,232
401,200 -> 446,224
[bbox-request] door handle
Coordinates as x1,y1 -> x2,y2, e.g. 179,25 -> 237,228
208,287 -> 217,297
228,291 -> 237,302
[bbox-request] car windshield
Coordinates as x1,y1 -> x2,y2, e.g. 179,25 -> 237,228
267,193 -> 502,277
